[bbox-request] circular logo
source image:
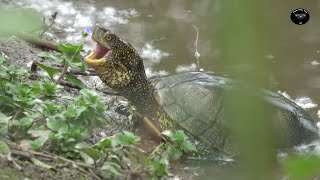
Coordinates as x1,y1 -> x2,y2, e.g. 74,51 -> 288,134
291,8 -> 310,25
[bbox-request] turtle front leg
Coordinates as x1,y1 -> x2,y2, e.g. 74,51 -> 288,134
133,107 -> 168,142
143,116 -> 168,142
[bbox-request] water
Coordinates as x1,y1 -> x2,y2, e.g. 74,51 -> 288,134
5,0 -> 320,178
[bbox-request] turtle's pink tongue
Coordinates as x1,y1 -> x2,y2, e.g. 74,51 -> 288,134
92,44 -> 109,59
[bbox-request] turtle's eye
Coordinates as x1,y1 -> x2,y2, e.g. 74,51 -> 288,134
105,34 -> 112,41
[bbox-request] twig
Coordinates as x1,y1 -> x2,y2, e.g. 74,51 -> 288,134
192,25 -> 201,70
39,12 -> 58,38
11,158 -> 22,171
148,143 -> 164,159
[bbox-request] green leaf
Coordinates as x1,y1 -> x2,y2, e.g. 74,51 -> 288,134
19,117 -> 33,128
0,52 -> 6,65
29,136 -> 49,150
0,95 -> 16,108
65,105 -> 82,119
31,158 -> 54,169
79,89 -> 98,104
65,74 -> 86,89
58,43 -> 83,59
172,130 -> 187,143
79,151 -> 94,165
171,148 -> 183,160
181,141 -> 196,152
42,102 -> 62,115
284,155 -> 320,180
37,52 -> 62,63
0,67 -> 7,77
136,149 -> 150,167
115,131 -> 140,146
94,138 -> 112,150
0,113 -> 11,125
0,96 -> 15,115
75,142 -> 91,149
65,138 -> 76,143
0,113 -> 10,135
128,152 -> 139,166
41,80 -> 61,96
46,117 -> 68,133
69,56 -> 85,71
101,161 -> 122,176
152,158 -> 168,177
0,140 -> 11,156
37,62 -> 60,81
82,148 -> 102,162
169,130 -> 196,152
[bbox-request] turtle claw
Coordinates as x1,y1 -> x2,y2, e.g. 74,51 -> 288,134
160,135 -> 174,145
160,134 -> 170,142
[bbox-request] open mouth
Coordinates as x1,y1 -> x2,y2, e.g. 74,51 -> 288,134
85,43 -> 112,62
92,43 -> 109,59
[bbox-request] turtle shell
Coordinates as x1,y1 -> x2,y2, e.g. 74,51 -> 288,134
150,71 -> 318,154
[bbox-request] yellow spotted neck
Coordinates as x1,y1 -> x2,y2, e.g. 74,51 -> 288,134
121,79 -> 174,130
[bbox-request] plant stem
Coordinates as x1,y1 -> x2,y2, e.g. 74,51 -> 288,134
55,62 -> 68,84
148,143 -> 164,159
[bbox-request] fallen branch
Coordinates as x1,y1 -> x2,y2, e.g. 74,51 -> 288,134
17,33 -> 59,51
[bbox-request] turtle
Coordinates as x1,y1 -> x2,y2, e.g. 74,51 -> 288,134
84,26 -> 319,155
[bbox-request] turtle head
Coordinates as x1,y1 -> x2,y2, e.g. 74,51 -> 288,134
84,26 -> 147,91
